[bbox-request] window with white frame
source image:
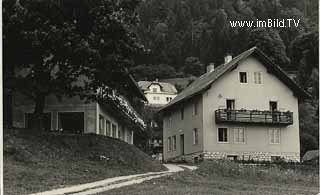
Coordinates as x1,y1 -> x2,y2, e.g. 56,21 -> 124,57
269,129 -> 280,144
152,96 -> 160,100
254,72 -> 262,84
234,128 -> 245,143
168,137 -> 172,151
106,120 -> 111,136
172,136 -> 176,150
193,100 -> 198,116
99,115 -> 105,135
239,72 -> 247,83
218,128 -> 228,143
193,128 -> 199,145
169,116 -> 172,127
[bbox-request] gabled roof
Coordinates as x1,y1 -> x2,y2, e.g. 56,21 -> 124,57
159,47 -> 310,113
138,81 -> 178,94
124,68 -> 148,101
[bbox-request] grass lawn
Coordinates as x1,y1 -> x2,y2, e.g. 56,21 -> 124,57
104,161 -> 319,195
4,129 -> 165,195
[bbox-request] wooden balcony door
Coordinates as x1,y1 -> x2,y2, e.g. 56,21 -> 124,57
226,99 -> 235,120
269,101 -> 278,122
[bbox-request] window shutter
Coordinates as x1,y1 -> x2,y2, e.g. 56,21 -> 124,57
239,128 -> 244,142
269,129 -> 273,143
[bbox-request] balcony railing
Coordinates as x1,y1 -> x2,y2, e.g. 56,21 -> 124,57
215,109 -> 293,126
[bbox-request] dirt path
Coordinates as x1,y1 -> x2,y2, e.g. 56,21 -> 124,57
29,164 -> 197,195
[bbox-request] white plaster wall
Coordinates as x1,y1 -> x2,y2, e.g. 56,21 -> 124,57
144,84 -> 177,105
145,93 -> 177,105
163,96 -> 203,161
202,57 -> 300,157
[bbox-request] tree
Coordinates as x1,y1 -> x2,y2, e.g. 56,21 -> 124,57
130,64 -> 178,81
4,0 -> 143,131
247,28 -> 290,69
183,56 -> 204,76
289,31 -> 319,94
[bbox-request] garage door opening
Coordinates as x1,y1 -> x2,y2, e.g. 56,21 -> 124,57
58,112 -> 84,134
25,113 -> 52,131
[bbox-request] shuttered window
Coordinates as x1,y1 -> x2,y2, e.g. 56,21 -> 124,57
234,128 -> 245,143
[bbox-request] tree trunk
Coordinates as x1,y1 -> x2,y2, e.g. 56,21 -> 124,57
32,93 -> 46,132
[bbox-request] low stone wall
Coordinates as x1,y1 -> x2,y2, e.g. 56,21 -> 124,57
203,151 -> 300,162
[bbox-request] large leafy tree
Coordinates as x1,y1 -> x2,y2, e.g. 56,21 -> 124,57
4,0 -> 143,131
247,28 -> 291,69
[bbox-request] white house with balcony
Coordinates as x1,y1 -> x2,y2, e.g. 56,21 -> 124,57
138,80 -> 178,107
159,47 -> 310,162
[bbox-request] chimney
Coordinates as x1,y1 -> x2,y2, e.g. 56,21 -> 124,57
224,54 -> 233,63
155,78 -> 159,82
206,63 -> 215,73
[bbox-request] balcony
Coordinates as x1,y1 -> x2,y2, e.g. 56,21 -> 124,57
215,109 -> 293,126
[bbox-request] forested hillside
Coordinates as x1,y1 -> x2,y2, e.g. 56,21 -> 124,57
131,0 -> 319,156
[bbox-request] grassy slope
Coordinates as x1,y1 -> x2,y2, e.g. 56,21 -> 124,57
105,161 -> 319,195
4,129 -> 165,195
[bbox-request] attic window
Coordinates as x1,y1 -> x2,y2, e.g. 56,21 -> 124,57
239,72 -> 247,83
152,88 -> 157,92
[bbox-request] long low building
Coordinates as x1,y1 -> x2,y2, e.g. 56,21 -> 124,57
12,72 -> 147,145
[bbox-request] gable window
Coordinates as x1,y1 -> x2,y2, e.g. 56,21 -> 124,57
180,107 -> 184,120
168,137 -> 172,151
218,128 -> 228,143
152,88 -> 157,93
254,72 -> 262,84
234,128 -> 245,143
172,136 -> 176,150
193,100 -> 198,116
239,72 -> 247,83
269,129 -> 280,144
193,128 -> 199,145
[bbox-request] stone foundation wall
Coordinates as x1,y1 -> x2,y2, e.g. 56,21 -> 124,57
203,151 -> 300,162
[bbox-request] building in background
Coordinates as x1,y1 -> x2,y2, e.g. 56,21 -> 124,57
138,80 -> 178,157
138,80 -> 178,107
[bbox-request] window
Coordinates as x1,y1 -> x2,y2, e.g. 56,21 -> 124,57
166,97 -> 173,102
234,128 -> 245,143
180,107 -> 184,120
218,128 -> 228,143
152,88 -> 157,92
153,96 -> 160,100
167,116 -> 172,128
193,128 -> 199,145
118,126 -> 122,140
193,100 -> 198,115
112,124 -> 117,138
172,136 -> 176,150
106,120 -> 111,136
254,72 -> 262,84
168,137 -> 172,151
239,72 -> 247,83
99,115 -> 105,135
269,129 -> 280,144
